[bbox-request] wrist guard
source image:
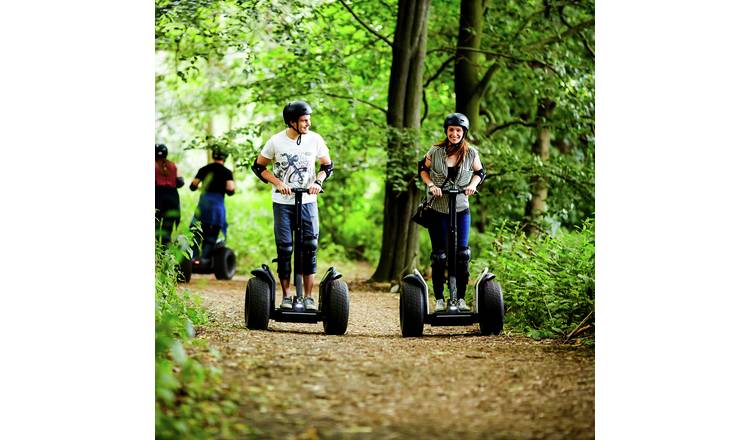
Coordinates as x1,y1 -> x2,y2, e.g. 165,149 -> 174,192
473,168 -> 486,185
418,157 -> 430,175
319,162 -> 333,180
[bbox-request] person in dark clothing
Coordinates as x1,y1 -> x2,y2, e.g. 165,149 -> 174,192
418,113 -> 486,312
155,143 -> 184,245
189,149 -> 236,266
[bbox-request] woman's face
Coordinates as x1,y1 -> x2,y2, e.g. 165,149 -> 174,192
446,125 -> 464,144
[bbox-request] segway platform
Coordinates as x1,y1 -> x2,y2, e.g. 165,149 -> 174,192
400,185 -> 504,337
244,188 -> 349,334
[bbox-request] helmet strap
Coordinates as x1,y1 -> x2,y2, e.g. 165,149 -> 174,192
289,120 -> 304,145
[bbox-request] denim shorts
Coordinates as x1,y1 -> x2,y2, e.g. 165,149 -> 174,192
272,202 -> 319,245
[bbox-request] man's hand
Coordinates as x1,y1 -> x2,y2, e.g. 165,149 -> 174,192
275,182 -> 291,195
309,180 -> 323,195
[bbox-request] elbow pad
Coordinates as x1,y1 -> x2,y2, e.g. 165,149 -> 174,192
473,168 -> 486,185
176,176 -> 185,188
418,157 -> 430,175
251,160 -> 268,183
319,162 -> 333,180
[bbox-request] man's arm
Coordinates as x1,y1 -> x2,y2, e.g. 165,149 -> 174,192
253,155 -> 291,195
309,155 -> 332,195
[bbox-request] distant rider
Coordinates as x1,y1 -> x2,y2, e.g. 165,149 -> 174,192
189,149 -> 236,266
155,143 -> 184,245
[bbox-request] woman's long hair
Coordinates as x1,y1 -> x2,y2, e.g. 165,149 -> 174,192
436,138 -> 469,165
156,158 -> 170,176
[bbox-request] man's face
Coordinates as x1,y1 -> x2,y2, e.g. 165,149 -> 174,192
294,115 -> 311,133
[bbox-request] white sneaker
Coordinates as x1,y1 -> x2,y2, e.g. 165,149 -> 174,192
435,299 -> 446,312
458,298 -> 470,311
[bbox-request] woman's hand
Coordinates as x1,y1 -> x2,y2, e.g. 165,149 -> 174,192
464,184 -> 478,196
429,185 -> 443,197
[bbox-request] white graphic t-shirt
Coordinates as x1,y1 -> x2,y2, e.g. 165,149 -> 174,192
260,130 -> 330,205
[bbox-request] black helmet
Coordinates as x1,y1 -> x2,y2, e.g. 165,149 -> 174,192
443,113 -> 470,134
155,143 -> 168,159
212,149 -> 228,161
283,100 -> 312,126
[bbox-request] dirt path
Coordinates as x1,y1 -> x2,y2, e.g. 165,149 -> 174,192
182,264 -> 594,439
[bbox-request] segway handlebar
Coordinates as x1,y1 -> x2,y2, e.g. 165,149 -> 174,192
274,187 -> 325,194
444,187 -> 478,196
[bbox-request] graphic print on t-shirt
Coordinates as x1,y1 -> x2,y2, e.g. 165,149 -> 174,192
274,151 -> 314,186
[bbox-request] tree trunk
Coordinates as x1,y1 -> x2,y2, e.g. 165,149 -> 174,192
524,98 -> 554,237
371,0 -> 430,282
455,0 -> 494,136
205,117 -> 214,163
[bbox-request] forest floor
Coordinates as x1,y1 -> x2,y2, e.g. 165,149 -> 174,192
181,262 -> 594,440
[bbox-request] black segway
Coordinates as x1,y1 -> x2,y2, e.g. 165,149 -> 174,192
190,237 -> 236,280
244,188 -> 349,334
400,185 -> 504,337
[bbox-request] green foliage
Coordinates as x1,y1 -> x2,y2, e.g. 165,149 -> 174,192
177,170 -> 385,272
481,219 -> 595,339
155,246 -> 249,439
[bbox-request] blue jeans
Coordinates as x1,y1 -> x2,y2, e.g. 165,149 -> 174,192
273,202 -> 319,278
428,209 -> 471,299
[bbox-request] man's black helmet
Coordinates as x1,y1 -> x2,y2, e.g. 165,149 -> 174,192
443,113 -> 470,133
212,149 -> 228,161
155,143 -> 168,159
283,100 -> 312,126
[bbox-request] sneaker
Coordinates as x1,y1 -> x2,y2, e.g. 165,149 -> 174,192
303,296 -> 316,311
280,296 -> 293,309
458,298 -> 470,311
435,299 -> 446,312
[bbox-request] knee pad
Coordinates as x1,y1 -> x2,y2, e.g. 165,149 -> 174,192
203,224 -> 221,243
431,250 -> 447,279
301,236 -> 318,274
275,242 -> 293,279
431,250 -> 448,267
457,246 -> 471,264
457,246 -> 471,278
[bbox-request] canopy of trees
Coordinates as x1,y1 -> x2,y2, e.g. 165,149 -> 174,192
156,0 -> 594,281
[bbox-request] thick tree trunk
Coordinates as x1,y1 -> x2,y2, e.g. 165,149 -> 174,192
371,0 -> 430,282
455,0 -> 485,132
524,98 -> 554,237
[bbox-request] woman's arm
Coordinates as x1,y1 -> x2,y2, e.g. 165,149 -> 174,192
464,154 -> 483,196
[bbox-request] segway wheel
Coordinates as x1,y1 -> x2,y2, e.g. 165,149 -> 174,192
323,279 -> 349,335
479,280 -> 504,335
400,282 -> 425,337
213,247 -> 236,280
176,256 -> 192,283
245,277 -> 271,330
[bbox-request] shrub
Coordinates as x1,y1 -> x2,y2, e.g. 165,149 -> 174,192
155,245 -> 248,439
481,219 -> 595,339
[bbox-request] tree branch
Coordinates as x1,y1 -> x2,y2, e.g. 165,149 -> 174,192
320,90 -> 388,114
420,89 -> 429,126
475,60 -> 502,99
522,18 -> 594,51
337,0 -> 393,47
455,46 -> 561,76
424,54 -> 455,88
484,119 -> 536,136
558,6 -> 594,59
